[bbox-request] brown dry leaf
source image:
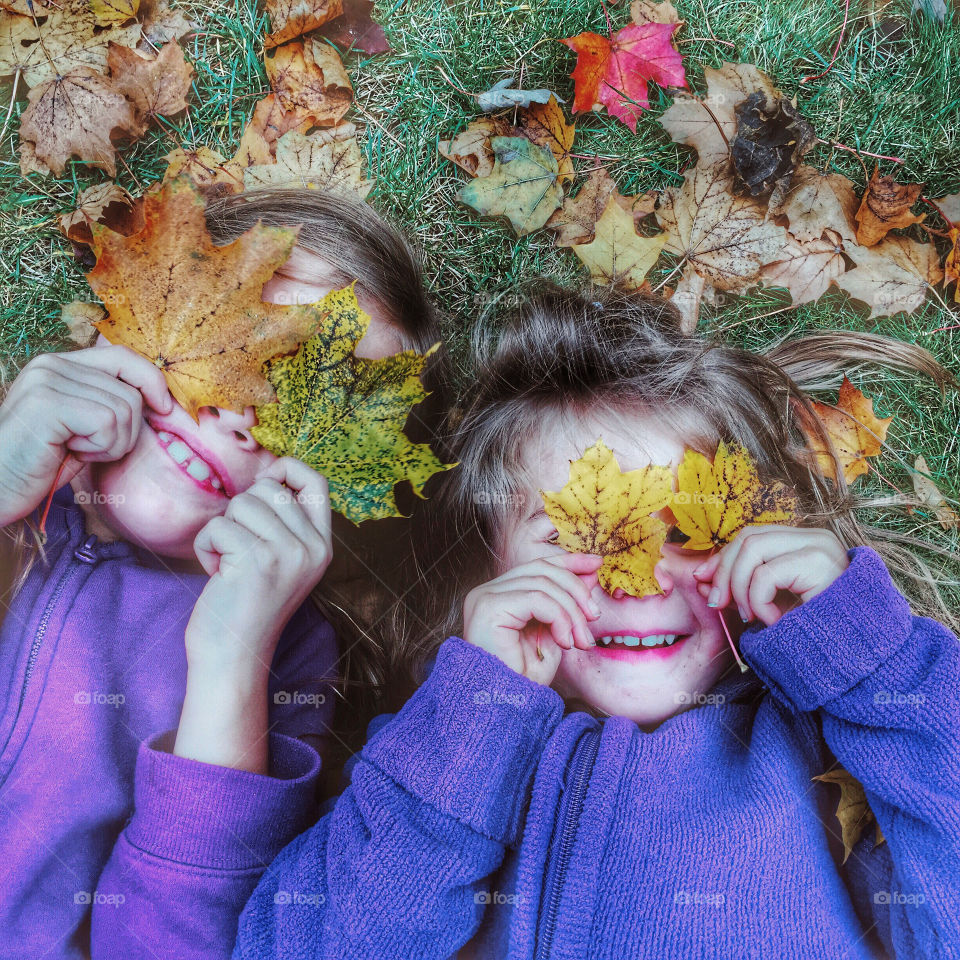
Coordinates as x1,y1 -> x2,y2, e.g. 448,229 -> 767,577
931,193 -> 960,225
163,145 -> 245,198
61,300 -> 105,347
572,197 -> 667,288
90,0 -> 138,27
243,129 -> 371,197
59,181 -> 144,244
547,166 -> 656,246
944,227 -> 960,303
812,768 -> 885,864
835,235 -> 943,319
804,375 -> 893,484
233,93 -> 317,166
659,61 -> 778,165
19,67 -> 140,176
137,0 -> 194,45
107,40 -> 192,131
265,37 -> 352,127
630,0 -> 681,24
0,0 -> 141,88
521,95 -> 576,182
85,176 -> 328,421
655,161 -> 788,327
439,117 -> 513,178
769,162 -> 859,245
911,455 -> 959,530
0,0 -> 58,14
855,165 -> 925,247
439,97 -> 575,182
759,228 -> 846,306
667,270 -> 714,332
265,0 -> 343,48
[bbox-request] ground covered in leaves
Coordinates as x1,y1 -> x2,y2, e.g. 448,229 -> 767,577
1,0 -> 959,606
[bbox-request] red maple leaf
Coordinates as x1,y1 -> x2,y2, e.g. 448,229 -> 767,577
560,21 -> 686,132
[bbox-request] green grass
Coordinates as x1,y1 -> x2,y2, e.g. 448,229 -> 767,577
2,0 -> 959,609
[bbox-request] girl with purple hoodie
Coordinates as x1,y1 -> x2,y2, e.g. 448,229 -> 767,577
0,187 -> 445,960
101,284 -> 959,959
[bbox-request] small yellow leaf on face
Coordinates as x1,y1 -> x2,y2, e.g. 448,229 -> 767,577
672,440 -> 798,549
541,439 -> 674,598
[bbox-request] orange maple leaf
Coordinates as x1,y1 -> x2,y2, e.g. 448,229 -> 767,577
559,18 -> 686,132
803,376 -> 893,483
84,176 -> 326,421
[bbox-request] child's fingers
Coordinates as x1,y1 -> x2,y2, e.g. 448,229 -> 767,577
746,554 -> 805,625
224,489 -> 301,553
69,343 -> 174,415
517,590 -> 578,650
489,574 -> 591,649
255,458 -> 332,557
242,478 -> 319,550
516,567 -> 598,647
535,554 -> 604,616
193,514 -> 254,576
705,526 -> 790,614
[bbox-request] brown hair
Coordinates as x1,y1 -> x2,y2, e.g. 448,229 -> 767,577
2,185 -> 453,781
413,280 -> 959,680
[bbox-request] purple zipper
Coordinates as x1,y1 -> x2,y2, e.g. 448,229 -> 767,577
0,535 -> 100,774
533,725 -> 601,960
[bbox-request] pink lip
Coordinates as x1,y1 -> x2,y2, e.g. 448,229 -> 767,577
143,414 -> 237,498
589,631 -> 692,662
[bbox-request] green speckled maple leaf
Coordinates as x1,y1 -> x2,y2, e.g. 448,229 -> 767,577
251,285 -> 455,523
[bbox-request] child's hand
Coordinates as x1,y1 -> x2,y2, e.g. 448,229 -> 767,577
0,345 -> 173,525
692,525 -> 850,626
184,457 -> 332,675
463,554 -> 603,686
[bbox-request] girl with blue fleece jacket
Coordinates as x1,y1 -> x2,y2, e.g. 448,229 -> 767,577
98,283 -> 959,960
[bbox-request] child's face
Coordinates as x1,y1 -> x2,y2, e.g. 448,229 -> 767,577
501,411 -> 742,730
80,245 -> 403,559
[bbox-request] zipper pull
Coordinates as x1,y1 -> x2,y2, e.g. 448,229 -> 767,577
73,534 -> 99,564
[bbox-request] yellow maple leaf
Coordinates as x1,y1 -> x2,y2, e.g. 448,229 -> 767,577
671,440 -> 798,549
541,439 -> 674,598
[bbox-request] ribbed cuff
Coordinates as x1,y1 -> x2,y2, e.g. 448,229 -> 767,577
363,636 -> 564,845
126,731 -> 322,870
738,545 -> 914,712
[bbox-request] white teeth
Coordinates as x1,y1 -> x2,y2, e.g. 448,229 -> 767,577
166,439 -> 191,464
597,634 -> 680,648
186,458 -> 211,482
157,430 -> 173,442
210,476 -> 222,489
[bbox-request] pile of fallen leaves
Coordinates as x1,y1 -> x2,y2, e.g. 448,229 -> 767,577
439,1 -> 960,335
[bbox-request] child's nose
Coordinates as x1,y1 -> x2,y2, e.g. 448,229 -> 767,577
198,405 -> 261,449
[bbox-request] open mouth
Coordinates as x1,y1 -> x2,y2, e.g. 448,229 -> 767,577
591,632 -> 692,659
151,427 -> 230,497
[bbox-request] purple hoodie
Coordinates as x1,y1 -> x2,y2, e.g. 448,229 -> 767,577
92,544 -> 960,959
0,482 -> 337,959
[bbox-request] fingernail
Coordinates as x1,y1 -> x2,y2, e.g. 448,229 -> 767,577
589,601 -> 601,617
738,606 -> 750,622
693,563 -> 707,576
707,586 -> 720,607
